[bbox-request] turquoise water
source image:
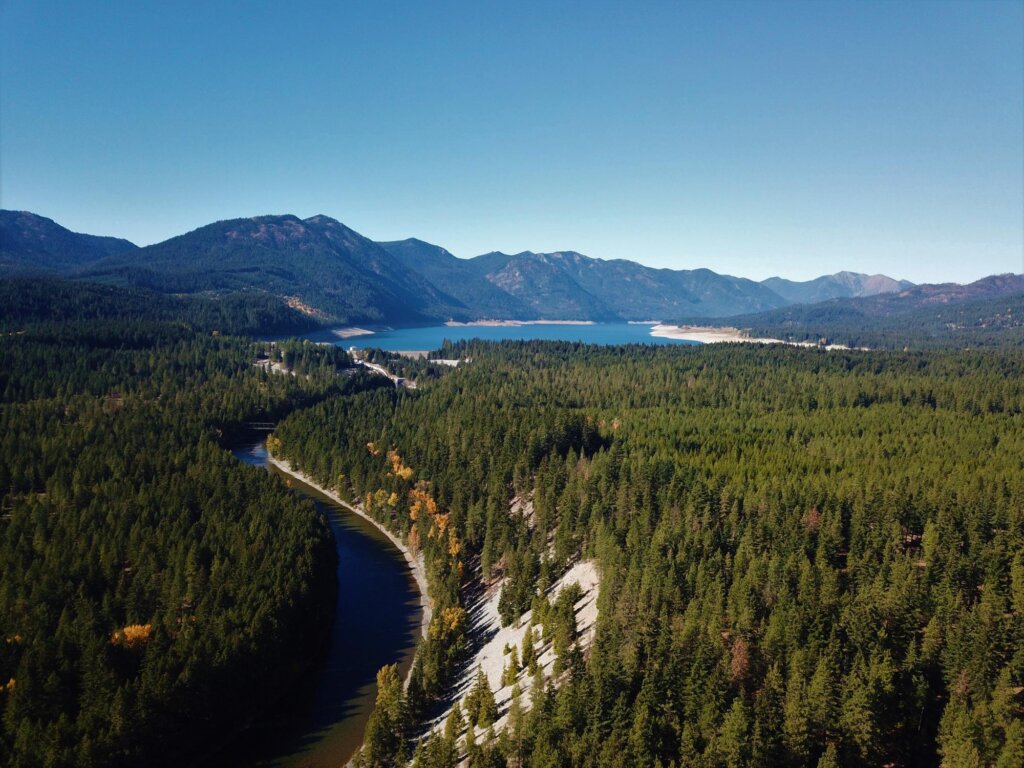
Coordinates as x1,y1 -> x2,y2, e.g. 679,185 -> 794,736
300,323 -> 699,351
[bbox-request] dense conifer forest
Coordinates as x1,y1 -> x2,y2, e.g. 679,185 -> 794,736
3,275 -> 1022,767
271,340 -> 1024,767
0,291 -> 357,766
0,278 -> 318,337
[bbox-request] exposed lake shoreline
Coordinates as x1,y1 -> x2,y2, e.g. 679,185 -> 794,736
306,321 -> 702,351
443,319 -> 596,327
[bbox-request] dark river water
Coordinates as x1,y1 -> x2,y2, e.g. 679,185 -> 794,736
227,437 -> 422,768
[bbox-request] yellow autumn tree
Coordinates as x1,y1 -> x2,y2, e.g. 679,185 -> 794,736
448,528 -> 461,558
111,624 -> 153,650
386,449 -> 415,481
430,606 -> 467,641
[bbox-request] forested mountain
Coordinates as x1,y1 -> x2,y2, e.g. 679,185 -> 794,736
0,294 -> 375,765
82,215 -> 473,325
762,271 -> 914,305
0,278 -> 318,336
713,274 -> 1024,349
383,246 -> 791,320
3,267 -> 1023,767
0,209 -> 910,324
0,211 -> 137,275
270,340 -> 1024,767
382,242 -> 918,321
379,239 -> 536,320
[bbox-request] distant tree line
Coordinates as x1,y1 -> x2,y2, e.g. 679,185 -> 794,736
0,277 -> 319,337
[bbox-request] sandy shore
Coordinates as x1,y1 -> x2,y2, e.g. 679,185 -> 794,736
445,319 -> 595,327
649,323 -> 854,349
266,453 -> 432,639
330,327 -> 375,339
649,324 -> 757,343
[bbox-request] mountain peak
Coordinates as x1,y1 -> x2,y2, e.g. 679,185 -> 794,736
1,209 -> 137,275
762,271 -> 913,305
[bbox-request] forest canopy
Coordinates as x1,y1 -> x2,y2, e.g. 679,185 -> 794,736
272,340 -> 1024,767
0,313 -> 355,766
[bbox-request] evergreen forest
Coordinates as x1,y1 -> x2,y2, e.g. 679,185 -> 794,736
271,340 -> 1024,767
2,277 -> 1022,767
0,288 -> 357,766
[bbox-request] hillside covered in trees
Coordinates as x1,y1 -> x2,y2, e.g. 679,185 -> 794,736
270,340 -> 1024,767
705,275 -> 1024,351
0,302 -> 361,765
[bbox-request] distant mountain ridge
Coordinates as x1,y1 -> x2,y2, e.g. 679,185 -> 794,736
378,238 -> 536,320
80,214 -> 474,325
0,210 -> 137,274
709,273 -> 1024,349
762,271 -> 913,305
11,209 -> 1008,332
409,248 -> 792,320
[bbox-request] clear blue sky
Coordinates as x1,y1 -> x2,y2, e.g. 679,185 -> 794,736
1,0 -> 1021,283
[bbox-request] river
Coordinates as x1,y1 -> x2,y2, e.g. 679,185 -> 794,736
227,437 -> 422,768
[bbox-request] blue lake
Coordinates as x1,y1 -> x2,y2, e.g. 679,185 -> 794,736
297,323 -> 699,351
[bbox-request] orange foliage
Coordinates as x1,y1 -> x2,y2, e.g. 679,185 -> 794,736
408,525 -> 421,555
409,487 -> 438,522
429,513 -> 450,540
448,528 -> 461,557
111,623 -> 153,650
2,678 -> 14,694
386,449 -> 415,481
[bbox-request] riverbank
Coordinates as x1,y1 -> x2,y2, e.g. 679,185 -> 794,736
266,452 -> 433,639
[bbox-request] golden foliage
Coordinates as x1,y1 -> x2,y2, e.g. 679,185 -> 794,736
409,487 -> 438,522
408,525 -> 421,555
448,528 -> 461,557
111,623 -> 153,650
266,434 -> 282,453
2,678 -> 14,694
5,634 -> 22,645
366,441 -> 381,457
430,606 -> 467,640
386,449 -> 415,481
